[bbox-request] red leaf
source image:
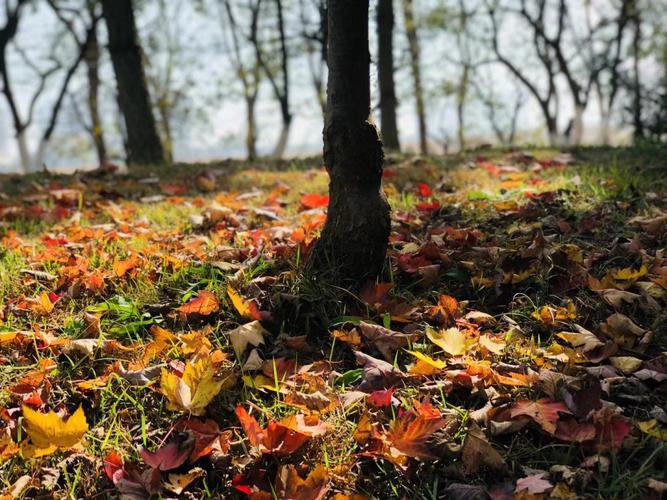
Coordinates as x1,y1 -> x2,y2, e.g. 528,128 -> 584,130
300,193 -> 329,209
417,183 -> 433,197
176,418 -> 231,461
367,389 -> 394,408
236,405 -> 329,456
104,451 -> 123,481
139,438 -> 193,471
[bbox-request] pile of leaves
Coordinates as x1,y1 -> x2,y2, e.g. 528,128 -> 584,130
0,148 -> 666,498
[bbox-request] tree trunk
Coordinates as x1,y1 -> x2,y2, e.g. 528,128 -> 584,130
457,64 -> 469,151
311,0 -> 390,284
569,101 -> 584,146
101,0 -> 165,165
17,128 -> 31,173
402,0 -> 428,155
377,0 -> 400,151
245,94 -> 258,161
85,16 -> 107,165
272,114 -> 292,159
631,1 -> 643,142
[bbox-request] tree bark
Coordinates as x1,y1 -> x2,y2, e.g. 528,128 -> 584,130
101,0 -> 165,165
456,63 -> 470,151
402,0 -> 428,155
311,0 -> 390,284
84,18 -> 107,165
631,0 -> 643,141
377,0 -> 400,151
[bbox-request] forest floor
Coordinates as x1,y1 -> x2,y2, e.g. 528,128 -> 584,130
0,145 -> 666,499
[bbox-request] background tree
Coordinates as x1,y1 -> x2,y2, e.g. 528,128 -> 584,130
377,0 -> 400,151
1,0 -> 97,173
298,0 -> 327,116
101,0 -> 165,165
311,0 -> 390,283
402,0 -> 428,154
220,0 -> 263,161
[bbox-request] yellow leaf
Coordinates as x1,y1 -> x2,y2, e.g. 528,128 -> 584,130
32,292 -> 55,316
426,327 -> 469,356
609,356 -> 643,374
638,419 -> 667,441
160,358 -> 226,415
227,286 -> 255,320
180,332 -> 212,355
0,331 -> 18,345
479,335 -> 506,355
407,351 -> 446,369
609,265 -> 648,281
21,405 -> 88,454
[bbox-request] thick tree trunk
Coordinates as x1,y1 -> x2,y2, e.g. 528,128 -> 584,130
377,0 -> 400,151
402,0 -> 428,155
102,0 -> 165,165
85,20 -> 107,164
311,0 -> 390,283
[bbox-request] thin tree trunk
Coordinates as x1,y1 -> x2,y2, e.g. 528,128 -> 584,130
631,1 -> 643,141
570,101 -> 584,146
377,0 -> 400,151
457,64 -> 469,151
311,0 -> 390,284
85,15 -> 106,164
246,94 -> 258,161
101,0 -> 165,165
402,0 -> 427,155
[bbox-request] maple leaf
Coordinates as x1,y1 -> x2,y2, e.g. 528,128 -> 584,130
510,399 -> 571,434
427,294 -> 459,325
160,358 -> 229,415
461,422 -> 505,474
407,350 -> 446,375
426,327 -> 470,356
367,388 -> 394,408
177,291 -> 220,316
235,406 -> 329,455
515,473 -> 553,495
21,405 -> 88,456
228,320 -> 269,357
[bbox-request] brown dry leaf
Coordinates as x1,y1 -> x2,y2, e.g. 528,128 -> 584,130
164,467 -> 205,495
461,423 -> 505,474
357,321 -> 417,361
274,465 -> 330,500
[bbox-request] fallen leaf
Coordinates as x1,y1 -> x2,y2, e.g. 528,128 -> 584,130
160,358 -> 228,415
426,327 -> 469,356
164,467 -> 205,495
228,321 -> 269,357
177,291 -> 220,316
139,436 -> 193,471
22,405 -> 88,456
515,473 -> 553,495
510,399 -> 570,434
638,419 -> 667,441
358,321 -> 417,361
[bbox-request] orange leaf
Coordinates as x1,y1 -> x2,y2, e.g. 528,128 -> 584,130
300,193 -> 329,209
177,291 -> 219,316
227,286 -> 260,320
510,399 -> 571,434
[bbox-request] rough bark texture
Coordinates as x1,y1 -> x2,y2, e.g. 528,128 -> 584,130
377,0 -> 400,151
402,0 -> 428,155
102,0 -> 165,165
311,0 -> 390,284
